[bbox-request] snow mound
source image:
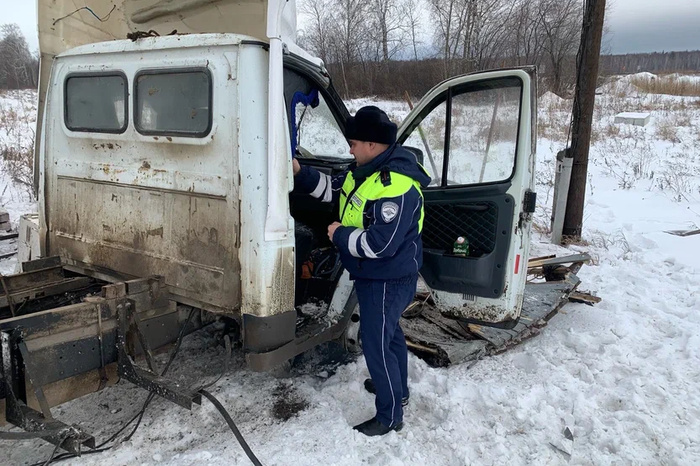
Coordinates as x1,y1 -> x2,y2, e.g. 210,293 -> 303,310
539,91 -> 568,107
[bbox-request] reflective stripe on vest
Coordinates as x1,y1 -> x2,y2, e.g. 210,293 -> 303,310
339,171 -> 424,232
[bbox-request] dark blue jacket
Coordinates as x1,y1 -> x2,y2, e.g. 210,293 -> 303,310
294,145 -> 431,280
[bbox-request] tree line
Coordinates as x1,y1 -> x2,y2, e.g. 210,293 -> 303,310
2,9 -> 700,95
601,51 -> 700,76
299,0 -> 584,97
0,24 -> 38,90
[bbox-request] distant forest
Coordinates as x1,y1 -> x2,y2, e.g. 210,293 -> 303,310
600,51 -> 700,76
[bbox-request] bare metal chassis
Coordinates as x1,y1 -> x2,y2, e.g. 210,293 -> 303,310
0,256 -> 354,454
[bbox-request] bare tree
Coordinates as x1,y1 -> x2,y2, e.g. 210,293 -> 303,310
299,0 -> 334,64
403,0 -> 424,61
367,0 -> 407,62
0,24 -> 38,89
537,0 -> 582,94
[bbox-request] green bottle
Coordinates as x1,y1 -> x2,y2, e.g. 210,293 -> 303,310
453,236 -> 469,256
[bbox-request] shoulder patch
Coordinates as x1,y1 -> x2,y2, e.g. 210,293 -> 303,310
381,201 -> 399,222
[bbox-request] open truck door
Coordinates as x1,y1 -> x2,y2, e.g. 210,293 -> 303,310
398,68 -> 537,327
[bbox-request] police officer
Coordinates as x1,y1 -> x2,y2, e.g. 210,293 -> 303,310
293,106 -> 430,436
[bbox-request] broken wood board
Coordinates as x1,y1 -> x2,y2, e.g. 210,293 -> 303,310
569,291 -> 602,305
527,253 -> 591,269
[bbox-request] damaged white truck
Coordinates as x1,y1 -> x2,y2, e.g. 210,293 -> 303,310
0,0 -> 584,455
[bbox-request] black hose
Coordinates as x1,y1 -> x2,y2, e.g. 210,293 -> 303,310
30,308 -> 264,466
199,389 -> 263,466
30,308 -> 198,465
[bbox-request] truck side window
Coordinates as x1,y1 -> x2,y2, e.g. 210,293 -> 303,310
65,73 -> 127,133
135,69 -> 212,137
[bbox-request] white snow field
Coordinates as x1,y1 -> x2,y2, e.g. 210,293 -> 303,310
1,72 -> 699,465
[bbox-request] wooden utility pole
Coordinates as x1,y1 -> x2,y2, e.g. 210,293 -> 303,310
562,0 -> 606,240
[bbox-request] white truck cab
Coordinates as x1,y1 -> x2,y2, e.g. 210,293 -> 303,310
34,0 -> 536,370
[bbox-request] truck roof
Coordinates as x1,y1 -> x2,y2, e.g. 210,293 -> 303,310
56,32 -> 324,69
57,32 -> 260,57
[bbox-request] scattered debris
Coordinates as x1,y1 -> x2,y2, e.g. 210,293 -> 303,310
403,253 -> 595,367
664,228 -> 700,237
569,291 -> 602,305
549,426 -> 575,460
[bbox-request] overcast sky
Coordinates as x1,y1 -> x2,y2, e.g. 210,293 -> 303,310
2,0 -> 699,55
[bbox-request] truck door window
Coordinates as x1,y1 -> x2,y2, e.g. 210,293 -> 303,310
401,78 -> 521,187
64,73 -> 127,133
135,69 -> 212,137
295,92 -> 349,159
447,83 -> 521,185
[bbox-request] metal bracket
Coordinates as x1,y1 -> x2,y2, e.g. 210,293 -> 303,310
116,301 -> 201,410
1,330 -> 95,454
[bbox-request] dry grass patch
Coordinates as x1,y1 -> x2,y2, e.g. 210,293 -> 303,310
629,75 -> 700,97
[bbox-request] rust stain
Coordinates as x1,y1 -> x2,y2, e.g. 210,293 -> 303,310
166,137 -> 173,142
139,161 -> 151,172
106,143 -> 114,149
153,137 -> 159,141
153,169 -> 166,174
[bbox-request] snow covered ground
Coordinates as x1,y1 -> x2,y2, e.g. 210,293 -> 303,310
1,73 -> 699,465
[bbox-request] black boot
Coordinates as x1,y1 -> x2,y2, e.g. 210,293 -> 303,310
353,417 -> 404,436
364,378 -> 409,406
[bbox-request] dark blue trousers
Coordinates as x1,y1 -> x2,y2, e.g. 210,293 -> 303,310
355,273 -> 417,427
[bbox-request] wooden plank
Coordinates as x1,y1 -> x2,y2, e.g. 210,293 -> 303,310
0,231 -> 18,241
569,291 -> 602,305
527,254 -> 556,264
0,251 -> 17,260
527,253 -> 591,269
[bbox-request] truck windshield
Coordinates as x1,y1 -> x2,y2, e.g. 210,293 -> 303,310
284,69 -> 350,161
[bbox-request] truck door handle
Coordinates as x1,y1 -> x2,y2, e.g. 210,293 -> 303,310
454,204 -> 489,212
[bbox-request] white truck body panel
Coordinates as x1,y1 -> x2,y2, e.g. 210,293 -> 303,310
40,35 -> 294,318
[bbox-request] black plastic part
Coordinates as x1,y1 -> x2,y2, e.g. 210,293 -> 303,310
420,185 -> 515,298
523,190 -> 537,213
242,310 -> 297,354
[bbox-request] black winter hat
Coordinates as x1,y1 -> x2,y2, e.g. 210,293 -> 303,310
345,106 -> 397,145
